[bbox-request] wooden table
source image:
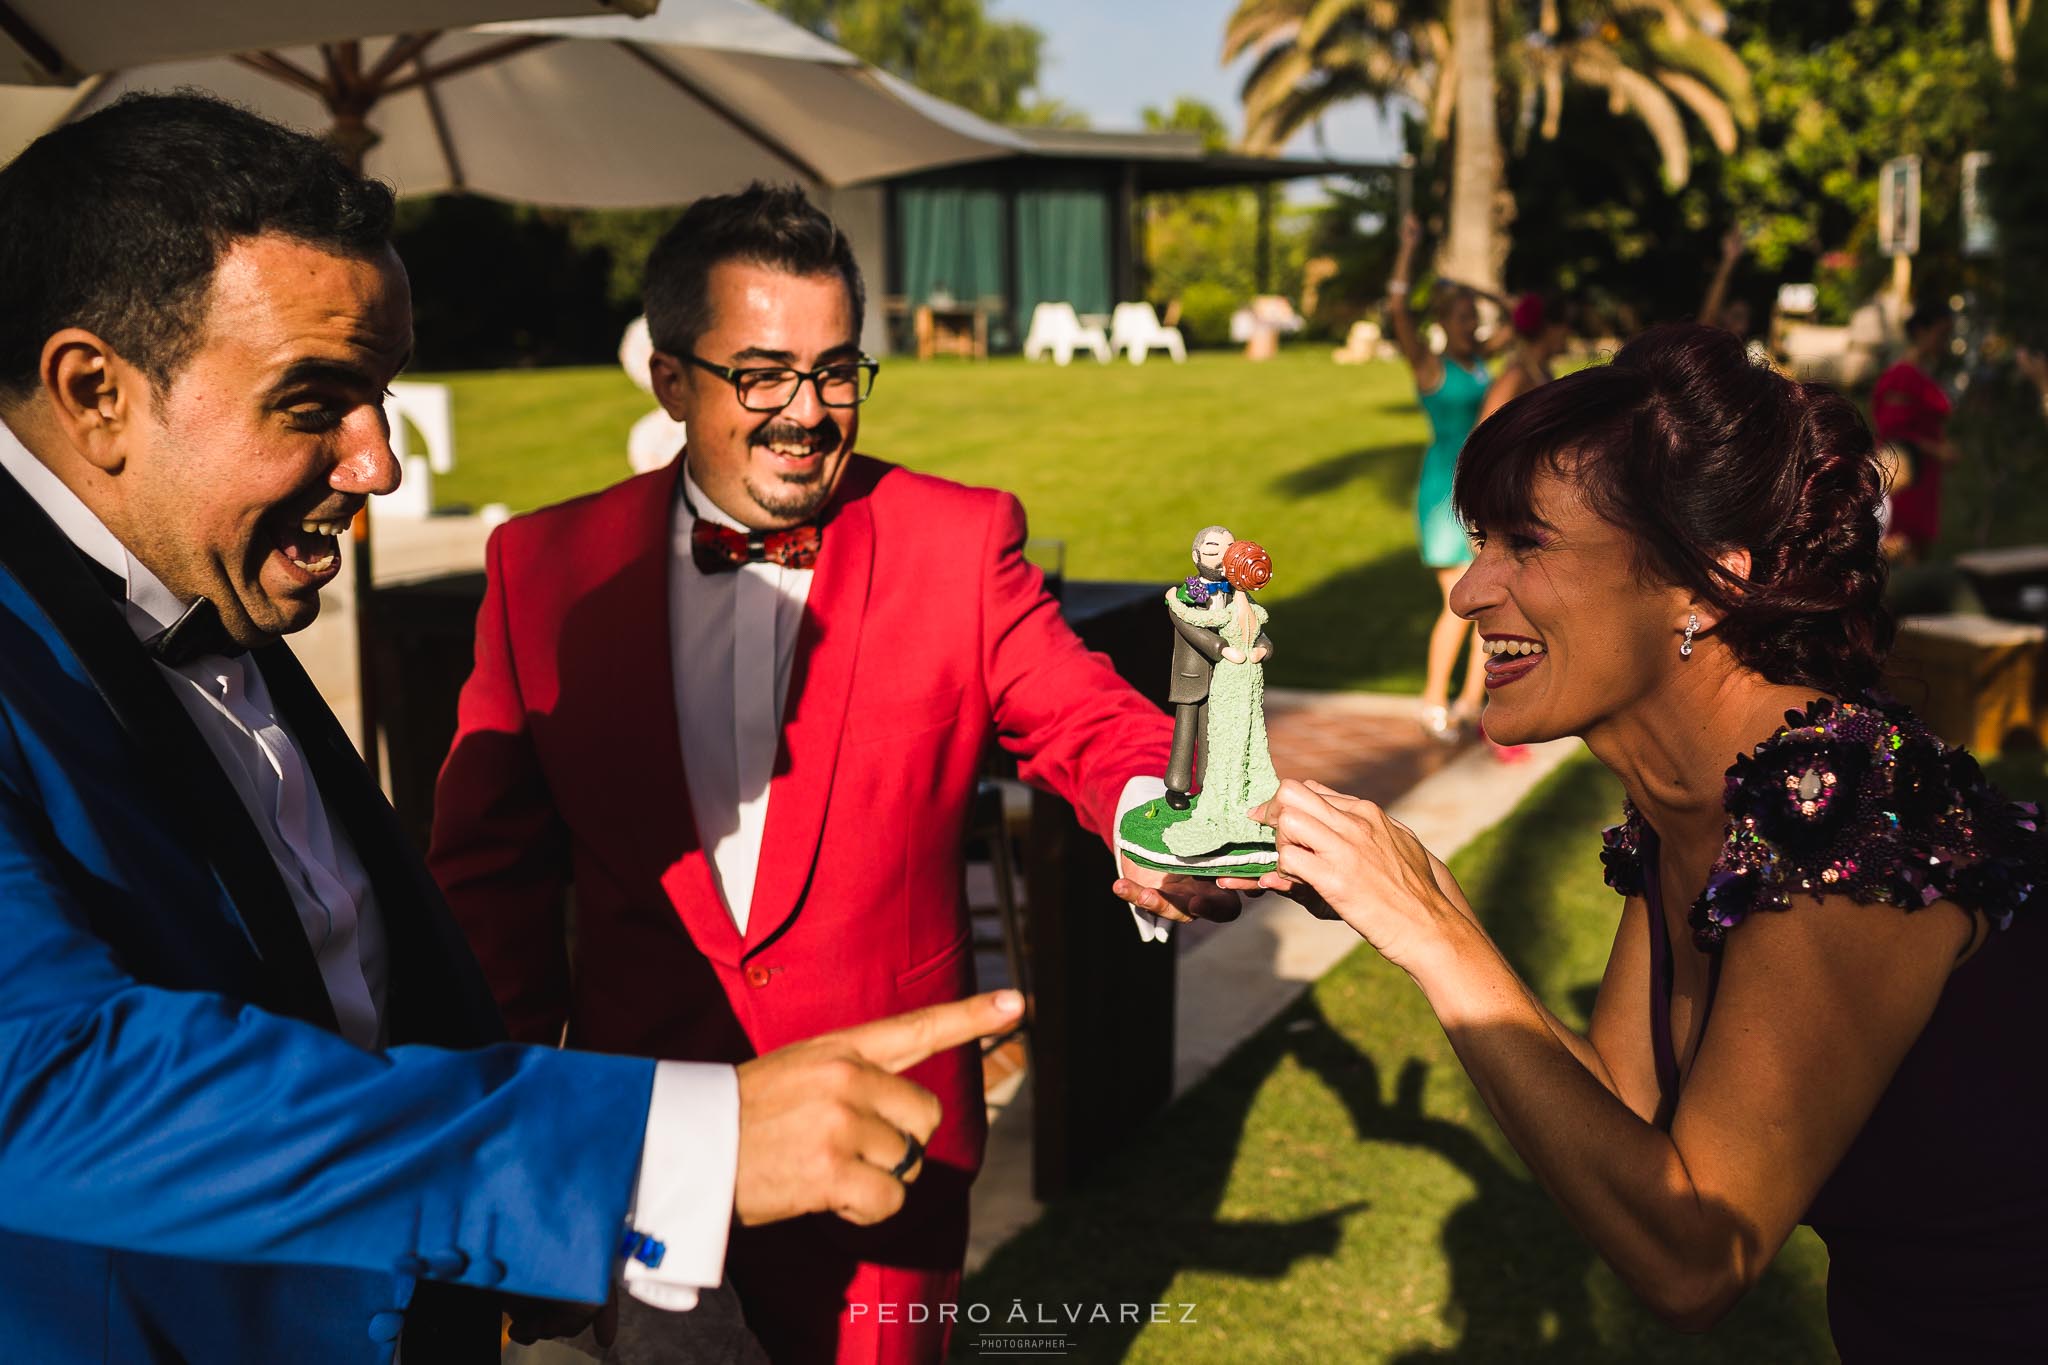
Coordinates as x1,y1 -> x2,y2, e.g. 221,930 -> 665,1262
915,302 -> 990,360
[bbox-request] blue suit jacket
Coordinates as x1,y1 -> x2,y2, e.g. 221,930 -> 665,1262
0,467 -> 658,1363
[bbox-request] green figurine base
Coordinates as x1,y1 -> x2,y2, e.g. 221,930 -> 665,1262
1118,799 -> 1279,879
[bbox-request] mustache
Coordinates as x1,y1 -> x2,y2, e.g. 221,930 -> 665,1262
749,417 -> 839,449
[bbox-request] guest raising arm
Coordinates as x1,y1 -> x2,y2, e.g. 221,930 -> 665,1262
1384,213 -> 1491,743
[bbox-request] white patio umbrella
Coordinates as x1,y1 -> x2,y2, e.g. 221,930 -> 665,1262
0,0 -> 657,85
6,0 -> 1027,200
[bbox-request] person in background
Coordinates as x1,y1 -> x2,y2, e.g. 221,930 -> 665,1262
1478,293 -> 1574,423
1384,212 -> 1511,744
1873,301 -> 1959,563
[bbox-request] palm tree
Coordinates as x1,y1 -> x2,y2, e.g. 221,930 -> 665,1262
1225,0 -> 1754,289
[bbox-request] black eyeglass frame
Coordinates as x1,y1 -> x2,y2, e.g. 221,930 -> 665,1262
682,352 -> 880,412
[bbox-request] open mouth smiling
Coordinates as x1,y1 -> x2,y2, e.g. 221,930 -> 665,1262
1481,633 -> 1547,688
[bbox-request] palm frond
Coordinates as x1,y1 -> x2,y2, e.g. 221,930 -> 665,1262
1222,0 -> 1311,63
1656,67 -> 1737,154
1239,43 -> 1321,131
1539,49 -> 1566,139
1564,43 -> 1692,187
1637,25 -> 1755,125
1299,0 -> 1373,50
1245,66 -> 1407,152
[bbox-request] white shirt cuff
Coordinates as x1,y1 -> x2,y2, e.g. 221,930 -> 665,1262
623,1061 -> 740,1311
1115,775 -> 1173,944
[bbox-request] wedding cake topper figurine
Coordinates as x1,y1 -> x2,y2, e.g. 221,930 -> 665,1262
1118,526 -> 1281,877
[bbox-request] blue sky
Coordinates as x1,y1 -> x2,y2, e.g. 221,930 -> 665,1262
1007,0 -> 1406,164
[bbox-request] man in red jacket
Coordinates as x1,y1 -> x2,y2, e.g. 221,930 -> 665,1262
429,184 -> 1231,1363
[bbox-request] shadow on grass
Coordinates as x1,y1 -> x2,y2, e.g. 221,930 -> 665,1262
1267,543 -> 1461,695
960,760 -> 1832,1363
1271,441 -> 1424,502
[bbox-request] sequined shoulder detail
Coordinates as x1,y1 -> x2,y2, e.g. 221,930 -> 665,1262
1600,696 -> 2043,951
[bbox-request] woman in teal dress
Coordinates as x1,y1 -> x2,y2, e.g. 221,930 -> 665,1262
1385,213 -> 1510,741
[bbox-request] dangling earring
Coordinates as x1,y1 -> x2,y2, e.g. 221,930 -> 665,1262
1680,612 -> 1698,659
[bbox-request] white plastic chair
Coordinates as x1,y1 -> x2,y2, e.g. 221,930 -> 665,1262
378,382 -> 456,519
384,381 -> 456,475
1108,302 -> 1187,365
1022,302 -> 1110,365
619,314 -> 687,473
1331,319 -> 1382,364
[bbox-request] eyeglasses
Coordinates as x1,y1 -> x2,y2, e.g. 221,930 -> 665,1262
684,353 -> 879,412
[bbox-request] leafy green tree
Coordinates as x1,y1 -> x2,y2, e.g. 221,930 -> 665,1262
1982,0 -> 2045,343
1224,0 -> 1752,288
1136,99 -> 1312,344
1715,0 -> 2001,317
760,0 -> 1067,125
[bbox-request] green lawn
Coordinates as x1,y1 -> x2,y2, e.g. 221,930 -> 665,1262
420,351 -> 1443,693
955,755 -> 1834,1363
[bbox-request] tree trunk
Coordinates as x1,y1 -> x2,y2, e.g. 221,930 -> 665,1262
1443,0 -> 1504,294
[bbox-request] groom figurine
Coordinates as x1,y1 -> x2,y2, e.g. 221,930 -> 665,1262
1165,526 -> 1272,809
430,183 -> 1236,1364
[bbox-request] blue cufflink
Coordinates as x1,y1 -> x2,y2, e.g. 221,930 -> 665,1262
618,1227 -> 667,1270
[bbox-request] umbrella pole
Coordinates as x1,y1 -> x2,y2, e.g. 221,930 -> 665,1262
328,116 -> 384,786
351,503 -> 380,785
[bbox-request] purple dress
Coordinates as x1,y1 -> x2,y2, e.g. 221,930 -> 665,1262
1602,697 -> 2048,1361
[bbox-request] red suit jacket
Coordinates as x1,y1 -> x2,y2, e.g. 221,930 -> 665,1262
429,453 -> 1170,1360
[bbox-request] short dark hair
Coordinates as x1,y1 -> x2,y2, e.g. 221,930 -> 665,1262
642,182 -> 865,357
1455,323 -> 1893,696
0,91 -> 396,404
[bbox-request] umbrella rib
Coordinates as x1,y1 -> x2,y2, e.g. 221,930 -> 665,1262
234,51 -> 331,99
0,0 -> 73,81
413,51 -> 467,191
383,35 -> 557,94
364,32 -> 441,89
617,41 -> 823,185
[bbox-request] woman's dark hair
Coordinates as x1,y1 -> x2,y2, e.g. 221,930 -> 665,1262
0,91 -> 395,403
1454,323 -> 1893,696
643,182 -> 865,357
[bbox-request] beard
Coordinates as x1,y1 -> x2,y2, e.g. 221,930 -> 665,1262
746,415 -> 846,521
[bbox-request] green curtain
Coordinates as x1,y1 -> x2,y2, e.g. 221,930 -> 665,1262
1013,185 -> 1111,337
896,184 -> 1006,307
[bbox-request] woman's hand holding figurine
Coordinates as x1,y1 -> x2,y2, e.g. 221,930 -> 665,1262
1225,779 -> 1470,976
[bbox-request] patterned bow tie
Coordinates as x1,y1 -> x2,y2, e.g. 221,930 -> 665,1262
690,520 -> 822,575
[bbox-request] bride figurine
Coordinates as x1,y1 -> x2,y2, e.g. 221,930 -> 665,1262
1119,530 -> 1280,877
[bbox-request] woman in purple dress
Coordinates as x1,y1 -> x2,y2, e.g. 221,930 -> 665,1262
1230,324 -> 2048,1359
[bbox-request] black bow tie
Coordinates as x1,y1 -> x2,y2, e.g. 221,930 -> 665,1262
82,555 -> 246,666
148,596 -> 247,667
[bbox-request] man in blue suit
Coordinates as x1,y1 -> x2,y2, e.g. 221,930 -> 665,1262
0,92 -> 1020,1363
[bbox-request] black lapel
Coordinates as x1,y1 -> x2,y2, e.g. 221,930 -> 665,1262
0,464 -> 337,1032
253,642 -> 506,1049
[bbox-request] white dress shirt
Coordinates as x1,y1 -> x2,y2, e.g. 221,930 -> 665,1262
1,421 -> 733,1314
671,464 -> 814,934
0,424 -> 389,1049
